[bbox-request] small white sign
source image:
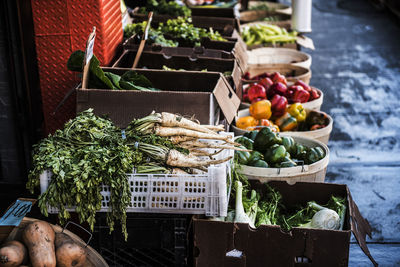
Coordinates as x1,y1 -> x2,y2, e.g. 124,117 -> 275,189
86,35 -> 95,65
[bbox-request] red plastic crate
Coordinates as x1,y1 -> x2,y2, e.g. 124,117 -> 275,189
31,0 -> 123,134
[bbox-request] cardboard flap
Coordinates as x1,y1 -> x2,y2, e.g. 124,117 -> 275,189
213,74 -> 240,124
296,35 -> 315,50
348,191 -> 378,267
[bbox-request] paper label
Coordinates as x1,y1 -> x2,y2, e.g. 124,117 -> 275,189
0,200 -> 33,226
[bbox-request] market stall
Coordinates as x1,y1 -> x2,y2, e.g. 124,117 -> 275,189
0,0 -> 387,266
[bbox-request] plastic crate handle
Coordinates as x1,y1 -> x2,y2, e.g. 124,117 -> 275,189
62,221 -> 93,248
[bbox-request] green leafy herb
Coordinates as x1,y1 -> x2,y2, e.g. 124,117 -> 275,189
27,109 -> 138,240
139,0 -> 191,17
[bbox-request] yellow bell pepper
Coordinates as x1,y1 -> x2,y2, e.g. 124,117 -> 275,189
287,103 -> 306,122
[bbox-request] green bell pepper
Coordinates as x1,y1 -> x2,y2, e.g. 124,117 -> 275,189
254,127 -> 283,153
264,144 -> 287,164
253,159 -> 269,168
293,144 -> 308,160
279,158 -> 297,168
305,147 -> 325,164
235,136 -> 254,150
244,130 -> 259,141
282,136 -> 296,156
235,145 -> 251,165
248,151 -> 264,165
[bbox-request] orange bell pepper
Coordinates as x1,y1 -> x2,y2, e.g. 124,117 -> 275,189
236,116 -> 259,130
249,100 -> 272,120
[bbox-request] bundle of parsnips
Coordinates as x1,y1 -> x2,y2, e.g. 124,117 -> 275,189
126,112 -> 247,173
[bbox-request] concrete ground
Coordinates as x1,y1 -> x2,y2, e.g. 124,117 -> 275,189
304,0 -> 400,265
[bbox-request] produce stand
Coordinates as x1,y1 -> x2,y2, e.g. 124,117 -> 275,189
2,0 -> 391,266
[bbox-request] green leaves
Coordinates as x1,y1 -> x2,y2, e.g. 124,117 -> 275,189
27,109 -> 137,240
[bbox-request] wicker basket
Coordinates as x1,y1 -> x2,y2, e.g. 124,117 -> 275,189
6,218 -> 108,267
247,48 -> 312,69
238,135 -> 329,184
232,109 -> 333,144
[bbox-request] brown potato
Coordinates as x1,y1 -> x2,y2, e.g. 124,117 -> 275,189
55,233 -> 87,267
22,221 -> 56,267
0,240 -> 27,267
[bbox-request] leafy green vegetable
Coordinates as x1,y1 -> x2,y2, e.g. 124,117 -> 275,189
124,22 -> 178,47
121,71 -> 153,88
67,50 -> 159,91
27,109 -> 140,240
67,50 -> 116,89
139,0 -> 191,17
124,17 -> 226,47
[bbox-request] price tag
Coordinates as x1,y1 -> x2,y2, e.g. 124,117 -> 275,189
0,199 -> 33,226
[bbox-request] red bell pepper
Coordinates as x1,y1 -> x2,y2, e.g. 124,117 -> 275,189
309,88 -> 320,100
259,77 -> 273,90
267,82 -> 287,99
270,72 -> 287,85
270,94 -> 288,117
243,72 -> 251,80
286,85 -> 310,103
294,80 -> 311,92
248,84 -> 267,102
251,97 -> 265,104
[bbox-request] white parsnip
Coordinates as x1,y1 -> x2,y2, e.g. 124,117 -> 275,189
166,149 -> 232,167
154,126 -> 235,144
160,112 -> 216,134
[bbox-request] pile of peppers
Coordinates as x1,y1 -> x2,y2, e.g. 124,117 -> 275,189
238,72 -> 326,132
235,128 -> 326,168
242,72 -> 320,105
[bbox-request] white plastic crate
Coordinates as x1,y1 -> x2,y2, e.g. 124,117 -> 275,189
40,134 -> 233,217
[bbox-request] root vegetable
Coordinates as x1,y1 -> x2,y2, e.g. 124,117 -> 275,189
169,136 -> 197,144
160,113 -> 217,134
22,221 -> 56,267
179,140 -> 251,152
202,125 -> 225,132
55,233 -> 87,267
189,149 -> 223,157
154,126 -> 235,144
171,168 -> 189,174
166,149 -> 232,167
0,241 -> 27,267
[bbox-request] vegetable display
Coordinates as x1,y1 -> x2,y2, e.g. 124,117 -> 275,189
138,0 -> 191,17
235,128 -> 326,168
242,23 -> 297,46
226,176 -> 347,231
27,109 -> 239,239
124,17 -> 226,47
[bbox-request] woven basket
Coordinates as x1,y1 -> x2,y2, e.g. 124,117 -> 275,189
6,217 -> 108,267
238,135 -> 329,184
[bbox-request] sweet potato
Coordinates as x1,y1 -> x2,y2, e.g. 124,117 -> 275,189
55,233 -> 87,267
22,221 -> 56,267
0,241 -> 27,267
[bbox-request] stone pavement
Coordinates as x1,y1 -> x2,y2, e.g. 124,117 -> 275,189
304,0 -> 400,265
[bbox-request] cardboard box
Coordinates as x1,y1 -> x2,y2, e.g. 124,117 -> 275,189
76,68 -> 240,128
112,51 -> 243,99
193,181 -> 377,267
